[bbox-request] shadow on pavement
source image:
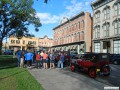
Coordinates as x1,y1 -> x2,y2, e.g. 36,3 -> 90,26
59,65 -> 120,87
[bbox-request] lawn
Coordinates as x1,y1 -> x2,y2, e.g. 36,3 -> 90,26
0,67 -> 44,90
0,55 -> 44,90
0,55 -> 17,68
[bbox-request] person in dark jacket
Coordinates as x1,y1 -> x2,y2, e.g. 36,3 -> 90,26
57,52 -> 64,68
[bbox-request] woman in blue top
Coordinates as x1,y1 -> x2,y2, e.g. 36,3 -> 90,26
24,51 -> 33,67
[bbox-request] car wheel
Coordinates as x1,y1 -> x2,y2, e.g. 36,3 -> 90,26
70,64 -> 75,72
114,60 -> 118,65
88,68 -> 96,78
103,66 -> 110,76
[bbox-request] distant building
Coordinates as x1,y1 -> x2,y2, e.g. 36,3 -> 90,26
91,0 -> 120,54
39,35 -> 53,51
8,35 -> 53,51
53,12 -> 93,54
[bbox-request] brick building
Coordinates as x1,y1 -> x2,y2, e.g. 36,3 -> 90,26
53,12 -> 92,54
91,0 -> 120,54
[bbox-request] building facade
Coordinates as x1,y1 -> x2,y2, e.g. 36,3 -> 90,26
91,0 -> 120,54
53,12 -> 92,54
8,35 -> 53,51
39,35 -> 53,51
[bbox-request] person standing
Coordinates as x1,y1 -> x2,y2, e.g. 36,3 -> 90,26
57,52 -> 65,68
16,48 -> 22,67
49,52 -> 55,69
24,51 -> 33,68
43,51 -> 48,69
36,52 -> 41,69
20,50 -> 24,68
40,51 -> 44,67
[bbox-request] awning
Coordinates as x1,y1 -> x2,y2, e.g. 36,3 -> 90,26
70,46 -> 73,49
80,44 -> 84,49
61,46 -> 64,51
73,45 -> 77,49
67,46 -> 71,50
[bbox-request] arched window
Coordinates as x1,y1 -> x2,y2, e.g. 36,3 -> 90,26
102,22 -> 110,37
113,2 -> 120,16
113,18 -> 120,35
77,32 -> 80,41
103,5 -> 110,20
81,31 -> 84,40
81,20 -> 84,29
95,10 -> 100,23
71,34 -> 73,42
94,25 -> 100,38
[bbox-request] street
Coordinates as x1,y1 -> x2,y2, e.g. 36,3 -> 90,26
29,64 -> 120,90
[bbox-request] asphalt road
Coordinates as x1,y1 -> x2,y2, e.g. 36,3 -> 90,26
28,64 -> 120,90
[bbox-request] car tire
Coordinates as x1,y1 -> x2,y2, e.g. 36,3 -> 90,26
114,60 -> 118,65
103,66 -> 110,76
88,68 -> 96,78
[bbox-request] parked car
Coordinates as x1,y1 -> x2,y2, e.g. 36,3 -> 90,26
70,53 -> 111,78
110,54 -> 120,65
4,50 -> 13,55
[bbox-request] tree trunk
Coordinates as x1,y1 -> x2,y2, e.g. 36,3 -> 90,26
0,40 -> 3,55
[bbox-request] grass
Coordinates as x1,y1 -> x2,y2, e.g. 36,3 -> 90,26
0,55 -> 17,68
0,55 -> 44,90
0,67 -> 44,90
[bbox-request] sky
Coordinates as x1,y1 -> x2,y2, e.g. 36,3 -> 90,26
30,0 -> 94,39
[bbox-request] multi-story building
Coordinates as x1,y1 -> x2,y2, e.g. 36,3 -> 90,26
9,36 -> 39,51
91,0 -> 120,54
53,12 -> 92,54
39,35 -> 53,51
8,35 -> 53,51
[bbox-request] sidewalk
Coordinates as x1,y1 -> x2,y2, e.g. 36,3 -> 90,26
28,67 -> 109,90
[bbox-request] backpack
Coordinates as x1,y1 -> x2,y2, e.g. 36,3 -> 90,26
50,54 -> 55,60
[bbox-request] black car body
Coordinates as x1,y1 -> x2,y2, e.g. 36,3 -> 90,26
110,54 -> 120,65
4,50 -> 13,55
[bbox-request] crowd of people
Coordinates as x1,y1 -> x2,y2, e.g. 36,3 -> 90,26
16,49 -> 71,69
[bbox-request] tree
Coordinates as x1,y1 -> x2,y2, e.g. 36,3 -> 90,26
0,0 -> 42,55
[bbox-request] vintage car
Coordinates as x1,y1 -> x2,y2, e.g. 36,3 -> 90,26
70,53 -> 111,78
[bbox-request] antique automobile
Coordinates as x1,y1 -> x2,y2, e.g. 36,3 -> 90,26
70,53 -> 111,78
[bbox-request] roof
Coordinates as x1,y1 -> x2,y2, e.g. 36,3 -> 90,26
91,0 -> 101,6
53,11 -> 85,30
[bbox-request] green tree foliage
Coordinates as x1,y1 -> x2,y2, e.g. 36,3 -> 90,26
0,0 -> 42,54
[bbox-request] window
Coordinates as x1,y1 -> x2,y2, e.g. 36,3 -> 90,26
28,41 -> 32,44
94,43 -> 100,53
103,23 -> 109,37
23,40 -> 25,44
95,12 -> 100,23
78,22 -> 80,29
114,40 -> 120,54
95,26 -> 100,38
114,3 -> 120,16
82,20 -> 84,28
33,41 -> 36,45
11,40 -> 15,44
103,7 -> 110,19
16,40 -> 20,44
113,20 -> 120,35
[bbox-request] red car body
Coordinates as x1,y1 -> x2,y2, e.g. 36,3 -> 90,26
70,53 -> 111,78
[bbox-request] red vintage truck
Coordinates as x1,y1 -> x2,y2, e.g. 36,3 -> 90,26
70,53 -> 111,78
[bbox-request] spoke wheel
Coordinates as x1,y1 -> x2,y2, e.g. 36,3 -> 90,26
103,66 -> 110,76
